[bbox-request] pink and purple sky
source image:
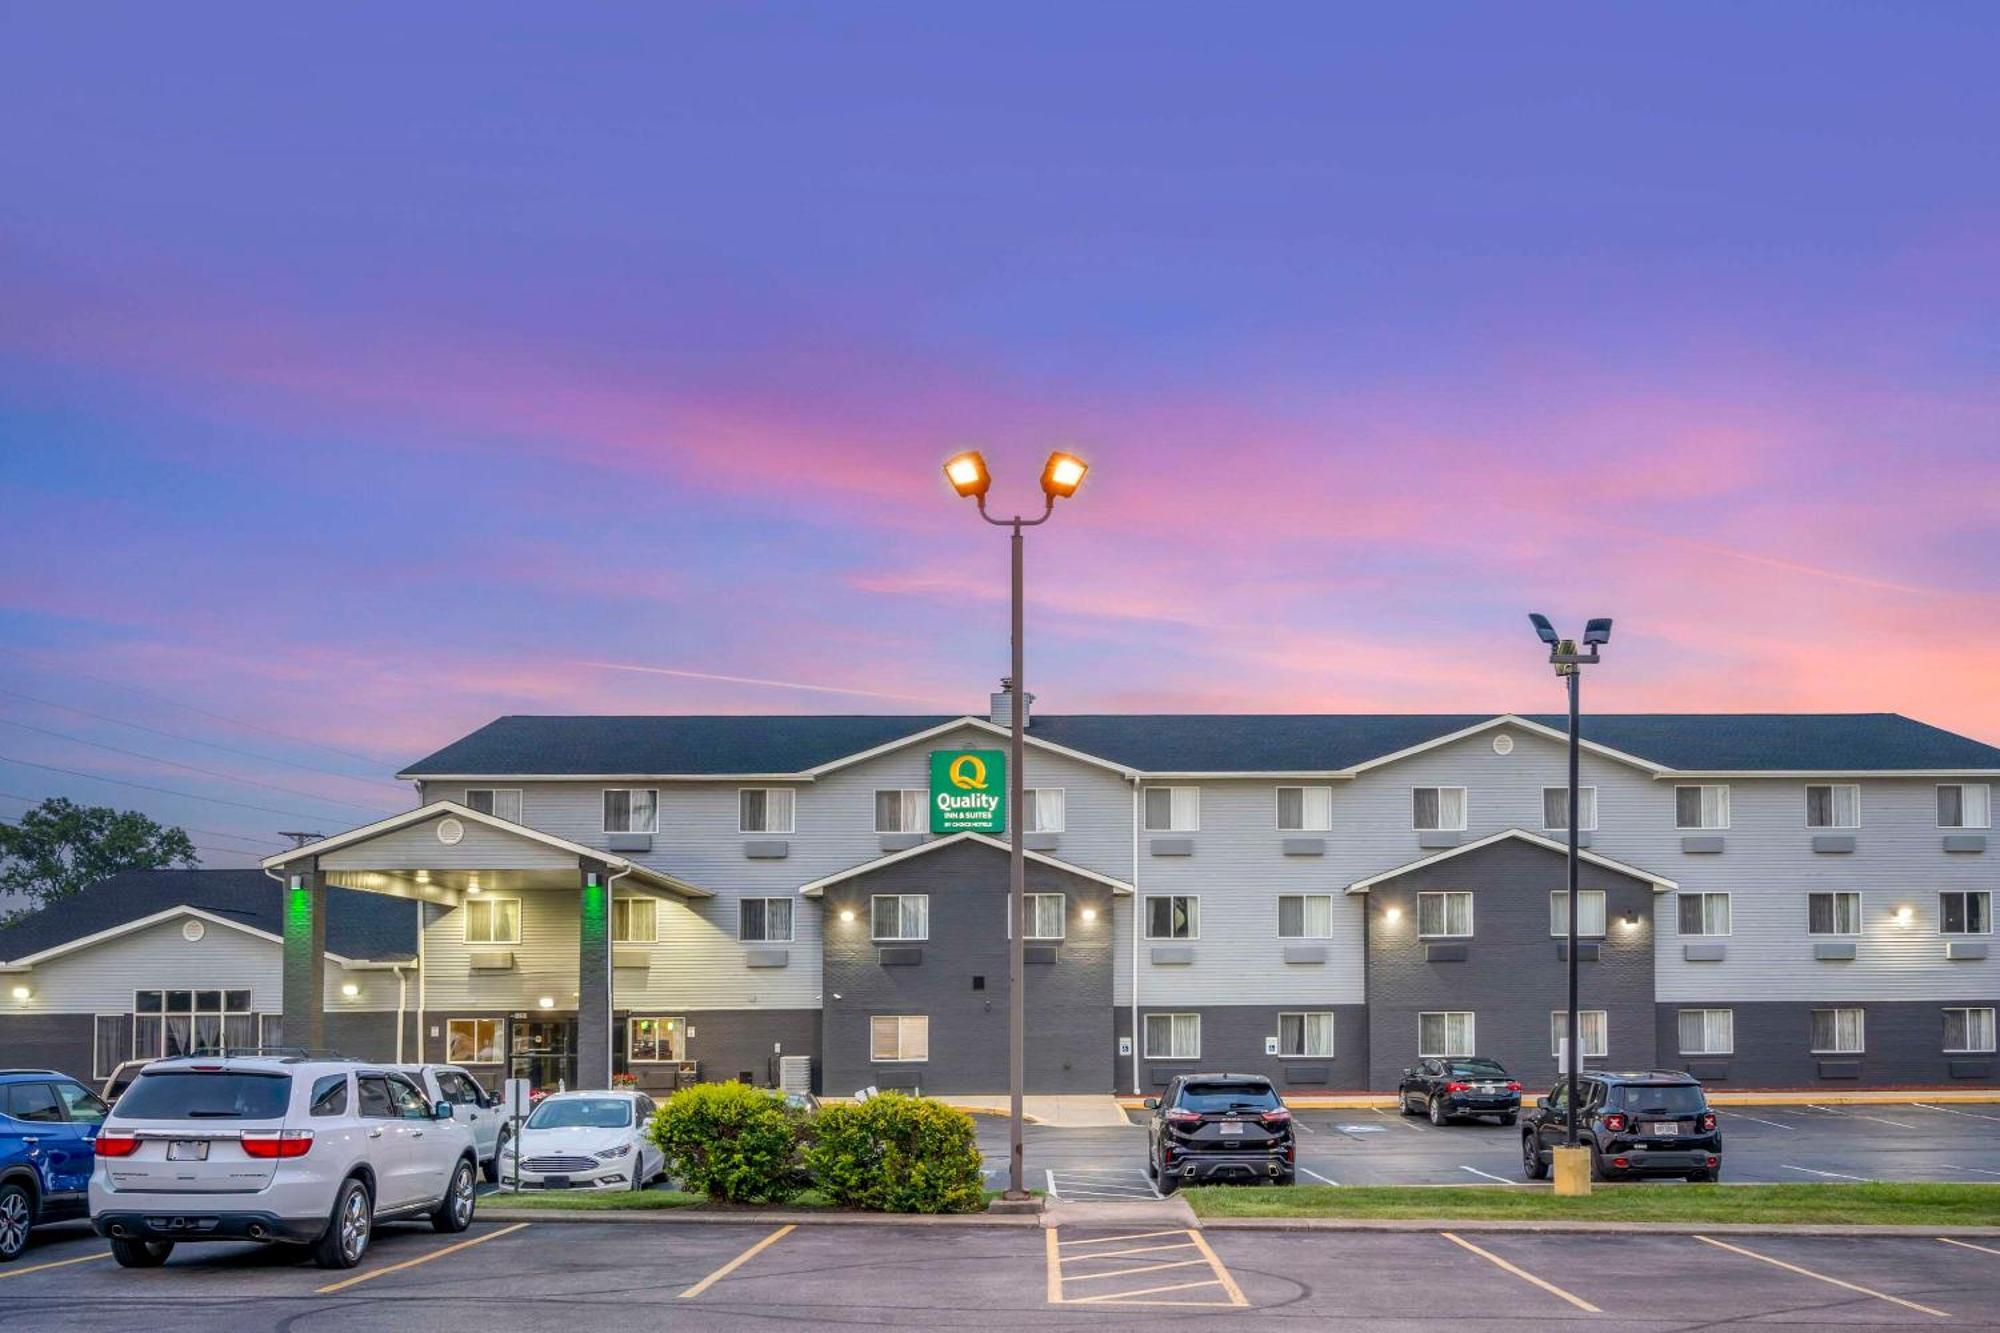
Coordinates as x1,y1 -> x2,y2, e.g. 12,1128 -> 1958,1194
2,4 -> 1996,865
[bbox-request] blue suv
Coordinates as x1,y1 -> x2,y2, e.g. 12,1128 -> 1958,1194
1,1069 -> 110,1262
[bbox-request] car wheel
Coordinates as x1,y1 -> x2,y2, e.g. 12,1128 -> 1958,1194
1498,1113 -> 1518,1127
1687,1164 -> 1721,1184
1521,1134 -> 1548,1181
484,1130 -> 508,1184
1588,1144 -> 1609,1183
109,1236 -> 173,1268
1274,1170 -> 1296,1187
0,1182 -> 33,1263
1145,1147 -> 1158,1179
432,1160 -> 477,1233
1398,1091 -> 1420,1116
313,1178 -> 373,1269
1428,1095 -> 1449,1126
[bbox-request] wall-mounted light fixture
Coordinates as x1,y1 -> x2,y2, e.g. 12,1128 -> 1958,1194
467,877 -> 482,894
1081,907 -> 1098,923
1620,913 -> 1640,931
839,908 -> 855,923
9,984 -> 29,1002
1384,906 -> 1402,923
538,995 -> 556,1010
341,982 -> 360,998
1895,905 -> 1914,925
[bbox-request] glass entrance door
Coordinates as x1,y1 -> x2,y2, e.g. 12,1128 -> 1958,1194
505,1015 -> 577,1093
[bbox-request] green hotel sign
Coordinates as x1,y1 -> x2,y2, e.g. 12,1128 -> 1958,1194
930,748 -> 1006,833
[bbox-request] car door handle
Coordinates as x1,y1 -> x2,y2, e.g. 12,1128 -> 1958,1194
20,1137 -> 37,1146
368,1129 -> 384,1138
412,1130 -> 425,1138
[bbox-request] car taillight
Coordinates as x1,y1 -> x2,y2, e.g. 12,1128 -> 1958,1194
1260,1109 -> 1292,1127
1505,1082 -> 1523,1093
1444,1081 -> 1469,1093
95,1134 -> 140,1158
1602,1112 -> 1628,1133
1165,1109 -> 1202,1127
1698,1112 -> 1717,1132
240,1130 -> 315,1159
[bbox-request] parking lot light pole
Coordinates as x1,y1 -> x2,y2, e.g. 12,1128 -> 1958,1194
1528,614 -> 1612,1151
945,449 -> 1088,1201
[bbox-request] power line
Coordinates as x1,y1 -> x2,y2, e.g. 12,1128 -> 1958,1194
0,718 -> 394,816
0,686 -> 403,793
0,754 -> 367,823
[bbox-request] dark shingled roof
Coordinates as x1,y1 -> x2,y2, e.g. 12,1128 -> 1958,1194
0,869 -> 418,963
400,712 -> 2000,777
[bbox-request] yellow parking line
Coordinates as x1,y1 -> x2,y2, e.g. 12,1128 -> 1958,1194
1058,1228 -> 1190,1247
1187,1230 -> 1250,1307
677,1223 -> 796,1300
1938,1237 -> 2000,1258
1694,1235 -> 1950,1319
0,1251 -> 110,1280
1441,1232 -> 1602,1314
1045,1229 -> 1063,1304
1062,1240 -> 1198,1262
1068,1278 -> 1222,1304
315,1222 -> 530,1294
1065,1258 -> 1208,1281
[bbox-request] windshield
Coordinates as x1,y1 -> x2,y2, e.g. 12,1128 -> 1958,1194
116,1070 -> 292,1120
1448,1060 -> 1508,1079
1614,1084 -> 1706,1116
1178,1082 -> 1280,1113
526,1096 -> 633,1130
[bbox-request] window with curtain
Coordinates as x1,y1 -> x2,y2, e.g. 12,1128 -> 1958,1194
1277,893 -> 1334,938
873,789 -> 924,834
464,897 -> 521,944
1145,894 -> 1199,939
1275,786 -> 1333,832
739,897 -> 794,942
1677,892 -> 1732,936
1807,891 -> 1861,936
1144,1012 -> 1200,1059
1143,787 -> 1200,831
739,788 -> 796,834
1675,785 -> 1731,829
1021,892 -> 1065,940
1938,784 -> 1993,829
1805,784 -> 1860,829
1417,891 -> 1473,937
1278,1012 -> 1335,1057
871,1015 -> 929,1061
1417,1011 -> 1474,1057
1024,788 -> 1067,832
1810,1007 -> 1866,1054
94,1015 -> 125,1079
612,897 -> 657,943
446,1018 -> 502,1064
603,788 -> 659,833
1551,1010 -> 1608,1059
131,989 -> 255,1059
628,1016 -> 686,1062
1677,1008 -> 1734,1055
1548,890 -> 1606,937
1940,891 -> 1991,935
870,893 -> 929,941
465,788 -> 523,822
1944,1007 -> 1996,1054
1412,787 -> 1467,831
1541,787 -> 1599,831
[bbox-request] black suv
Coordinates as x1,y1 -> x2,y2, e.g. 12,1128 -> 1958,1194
1143,1074 -> 1295,1192
1398,1057 -> 1522,1125
1521,1070 -> 1723,1182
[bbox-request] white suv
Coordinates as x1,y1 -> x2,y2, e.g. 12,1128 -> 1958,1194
89,1056 -> 480,1269
396,1065 -> 511,1182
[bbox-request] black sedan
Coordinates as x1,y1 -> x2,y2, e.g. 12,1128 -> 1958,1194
1397,1057 -> 1522,1125
1143,1074 -> 1295,1192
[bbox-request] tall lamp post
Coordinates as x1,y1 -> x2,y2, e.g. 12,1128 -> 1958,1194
1528,613 -> 1612,1151
945,449 -> 1089,1201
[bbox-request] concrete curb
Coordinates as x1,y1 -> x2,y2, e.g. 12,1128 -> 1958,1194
1197,1218 -> 2000,1237
477,1208 -> 1041,1227
1116,1091 -> 2000,1111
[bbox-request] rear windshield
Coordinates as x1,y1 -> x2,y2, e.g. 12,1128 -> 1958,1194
1613,1084 -> 1705,1116
526,1097 -> 633,1130
117,1071 -> 292,1120
1448,1060 -> 1508,1079
1178,1082 -> 1280,1113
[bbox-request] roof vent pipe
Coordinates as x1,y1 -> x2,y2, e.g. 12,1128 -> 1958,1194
990,678 -> 1034,729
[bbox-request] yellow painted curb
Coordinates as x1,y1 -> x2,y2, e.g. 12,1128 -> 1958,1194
1117,1090 -> 1998,1111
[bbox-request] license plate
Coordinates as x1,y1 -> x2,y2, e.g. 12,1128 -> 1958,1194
1218,1122 -> 1244,1136
544,1175 -> 571,1188
1648,1123 -> 1679,1137
168,1140 -> 209,1161
1481,1084 -> 1504,1093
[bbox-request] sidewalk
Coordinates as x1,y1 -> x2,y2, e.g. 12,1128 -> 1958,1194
949,1095 -> 1134,1127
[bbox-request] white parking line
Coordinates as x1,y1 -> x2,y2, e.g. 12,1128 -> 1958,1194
1297,1165 -> 1339,1186
1939,1237 -> 2000,1258
1803,1104 -> 1919,1129
1778,1164 -> 1871,1181
1720,1111 -> 1795,1130
1694,1235 -> 1949,1319
1045,1168 -> 1059,1198
1912,1102 -> 2000,1124
1372,1106 -> 1426,1133
1460,1165 -> 1524,1186
1948,1165 -> 2000,1179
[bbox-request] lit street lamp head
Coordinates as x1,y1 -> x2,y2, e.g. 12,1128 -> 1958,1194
1040,450 -> 1089,500
942,450 -> 991,498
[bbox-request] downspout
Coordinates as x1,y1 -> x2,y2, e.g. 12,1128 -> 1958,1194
416,904 -> 427,1065
1129,778 -> 1141,1097
392,965 -> 407,1063
261,865 -> 287,1053
604,864 -> 633,1081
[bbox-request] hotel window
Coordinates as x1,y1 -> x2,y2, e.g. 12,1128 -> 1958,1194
1807,891 -> 1861,937
1145,894 -> 1199,940
1551,1010 -> 1608,1059
1144,1012 -> 1201,1059
446,1018 -> 502,1064
463,897 -> 521,945
1675,785 -> 1731,830
131,989 -> 255,1060
1277,1012 -> 1335,1058
1548,890 -> 1606,938
1944,1007 -> 1997,1054
1677,892 -> 1732,936
464,788 -> 522,822
1940,891 -> 1991,935
1023,892 -> 1065,941
870,1015 -> 929,1062
873,789 -> 925,834
870,894 -> 929,942
1810,1007 -> 1866,1054
1938,783 -> 1993,829
739,787 -> 796,834
1677,1008 -> 1734,1056
602,788 -> 658,834
1805,784 -> 1860,829
1277,893 -> 1334,939
628,1016 -> 685,1062
1417,891 -> 1473,938
1275,786 -> 1333,832
1024,788 -> 1067,833
739,897 -> 794,942
93,1015 -> 124,1080
1143,786 -> 1200,832
1412,786 -> 1467,831
612,897 -> 657,944
1542,786 -> 1598,832
1418,1011 -> 1475,1058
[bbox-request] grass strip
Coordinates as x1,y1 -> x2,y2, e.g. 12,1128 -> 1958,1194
1184,1181 -> 2000,1225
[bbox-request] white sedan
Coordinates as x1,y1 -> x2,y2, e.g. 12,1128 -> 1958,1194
499,1090 -> 663,1191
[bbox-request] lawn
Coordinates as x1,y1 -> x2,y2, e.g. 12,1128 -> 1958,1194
1184,1181 -> 2000,1225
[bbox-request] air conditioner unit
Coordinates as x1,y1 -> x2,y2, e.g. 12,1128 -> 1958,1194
778,1055 -> 813,1095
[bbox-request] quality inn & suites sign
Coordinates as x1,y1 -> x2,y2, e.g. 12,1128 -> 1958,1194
930,748 -> 1006,833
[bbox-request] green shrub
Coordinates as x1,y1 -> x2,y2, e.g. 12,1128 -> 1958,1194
803,1093 -> 986,1213
646,1082 -> 803,1203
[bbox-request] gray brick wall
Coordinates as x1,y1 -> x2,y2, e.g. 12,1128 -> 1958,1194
1653,1000 -> 1999,1087
1116,1004 -> 1370,1092
0,1012 -> 96,1083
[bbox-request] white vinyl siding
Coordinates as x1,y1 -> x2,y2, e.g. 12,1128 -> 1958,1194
612,897 -> 657,944
1548,890 -> 1606,938
1675,785 -> 1731,830
1937,784 -> 1992,829
1810,1007 -> 1866,1054
1677,1008 -> 1734,1055
1277,1011 -> 1335,1057
1417,1011 -> 1474,1058
1944,1007 -> 1996,1054
870,1015 -> 928,1062
1275,786 -> 1333,832
463,897 -> 522,945
873,789 -> 925,834
1551,1009 -> 1608,1059
739,788 -> 796,834
870,894 -> 929,942
628,1016 -> 686,1062
1940,891 -> 1991,936
1144,1012 -> 1200,1059
1542,786 -> 1598,832
738,897 -> 794,942
1677,892 -> 1732,936
464,788 -> 523,822
1024,787 -> 1067,833
1807,891 -> 1862,937
1144,894 -> 1199,940
1805,784 -> 1860,829
1143,786 -> 1200,832
602,788 -> 658,834
1277,893 -> 1334,939
1412,786 -> 1467,831
1417,891 -> 1473,938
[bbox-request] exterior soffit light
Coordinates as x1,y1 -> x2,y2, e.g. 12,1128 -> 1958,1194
943,451 -> 991,498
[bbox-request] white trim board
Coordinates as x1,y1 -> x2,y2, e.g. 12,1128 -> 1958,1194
0,905 -> 407,970
1343,827 -> 1679,894
796,831 -> 1134,897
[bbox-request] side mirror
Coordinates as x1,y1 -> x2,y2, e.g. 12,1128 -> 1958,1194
1141,1097 -> 1158,1110
1401,1068 -> 1413,1079
434,1100 -> 454,1120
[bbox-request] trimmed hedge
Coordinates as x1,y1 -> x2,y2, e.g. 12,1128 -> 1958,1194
803,1093 -> 986,1213
646,1082 -> 804,1203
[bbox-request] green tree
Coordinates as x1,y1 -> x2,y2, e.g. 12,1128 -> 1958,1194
0,796 -> 199,907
